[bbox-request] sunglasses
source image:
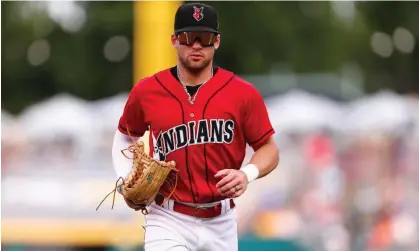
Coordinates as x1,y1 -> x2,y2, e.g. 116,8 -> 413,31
176,31 -> 218,47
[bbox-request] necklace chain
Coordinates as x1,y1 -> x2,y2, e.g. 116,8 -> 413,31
177,66 -> 213,105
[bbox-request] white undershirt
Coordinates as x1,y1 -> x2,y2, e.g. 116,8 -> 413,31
112,129 -> 139,179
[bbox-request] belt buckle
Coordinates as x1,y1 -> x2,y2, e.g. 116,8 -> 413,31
193,204 -> 210,218
196,204 -> 210,210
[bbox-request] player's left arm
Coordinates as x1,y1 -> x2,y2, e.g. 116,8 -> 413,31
244,136 -> 279,178
215,85 -> 279,198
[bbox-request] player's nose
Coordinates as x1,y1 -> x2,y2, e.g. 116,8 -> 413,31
192,39 -> 203,49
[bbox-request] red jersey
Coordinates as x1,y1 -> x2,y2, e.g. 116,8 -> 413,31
118,67 -> 274,203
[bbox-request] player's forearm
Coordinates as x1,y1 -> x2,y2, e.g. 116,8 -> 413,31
241,137 -> 279,182
112,130 -> 138,179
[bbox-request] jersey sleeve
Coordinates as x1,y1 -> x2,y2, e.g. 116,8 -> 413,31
242,85 -> 275,151
118,83 -> 148,137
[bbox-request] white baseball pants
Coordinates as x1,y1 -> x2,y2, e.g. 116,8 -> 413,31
143,200 -> 238,251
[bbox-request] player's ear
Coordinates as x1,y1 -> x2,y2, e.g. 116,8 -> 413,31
214,34 -> 220,50
171,33 -> 178,47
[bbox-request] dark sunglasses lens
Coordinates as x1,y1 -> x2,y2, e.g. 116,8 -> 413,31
178,32 -> 216,46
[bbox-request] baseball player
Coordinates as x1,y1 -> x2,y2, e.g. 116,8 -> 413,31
112,3 -> 279,251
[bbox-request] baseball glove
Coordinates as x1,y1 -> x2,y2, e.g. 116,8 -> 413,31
96,131 -> 178,214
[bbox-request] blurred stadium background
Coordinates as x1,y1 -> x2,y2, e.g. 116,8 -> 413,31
2,1 -> 419,251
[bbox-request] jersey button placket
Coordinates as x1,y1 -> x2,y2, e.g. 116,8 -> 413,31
186,106 -> 199,200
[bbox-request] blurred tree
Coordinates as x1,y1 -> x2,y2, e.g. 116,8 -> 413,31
1,1 -> 418,114
2,1 -> 134,114
210,1 -> 371,73
355,1 -> 419,93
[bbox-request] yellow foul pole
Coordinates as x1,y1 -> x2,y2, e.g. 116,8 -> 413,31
134,1 -> 181,83
133,1 -> 182,154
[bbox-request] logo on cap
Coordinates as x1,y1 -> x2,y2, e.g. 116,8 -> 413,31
193,6 -> 204,21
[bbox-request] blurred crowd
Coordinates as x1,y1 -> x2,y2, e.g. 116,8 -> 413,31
2,89 -> 419,251
237,90 -> 419,251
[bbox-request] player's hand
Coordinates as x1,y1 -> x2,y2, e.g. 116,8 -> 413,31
214,169 -> 248,198
117,180 -> 146,211
123,197 -> 146,211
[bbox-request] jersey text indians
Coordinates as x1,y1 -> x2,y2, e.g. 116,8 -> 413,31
152,119 -> 235,161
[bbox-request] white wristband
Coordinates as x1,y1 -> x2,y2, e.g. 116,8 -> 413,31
240,164 -> 259,183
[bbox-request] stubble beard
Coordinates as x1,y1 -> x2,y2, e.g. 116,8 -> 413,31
179,55 -> 212,74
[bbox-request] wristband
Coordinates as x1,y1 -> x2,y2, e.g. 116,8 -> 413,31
240,164 -> 259,183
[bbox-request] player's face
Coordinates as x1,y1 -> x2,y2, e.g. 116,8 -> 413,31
171,31 -> 220,73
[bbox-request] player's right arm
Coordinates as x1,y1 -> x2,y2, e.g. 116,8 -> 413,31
112,80 -> 149,209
